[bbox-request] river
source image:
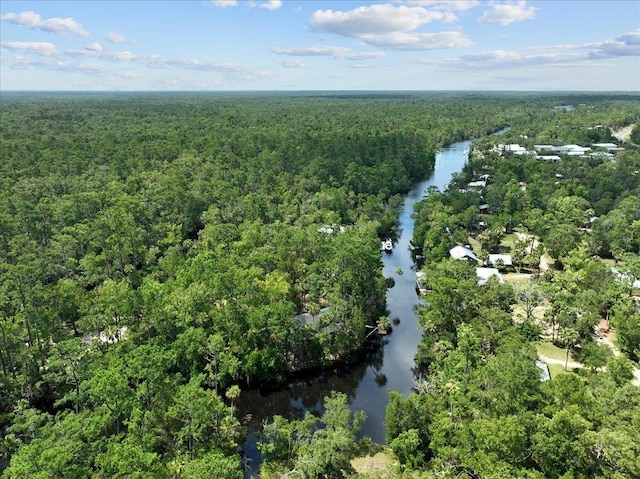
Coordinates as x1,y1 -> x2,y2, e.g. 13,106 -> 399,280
237,137 -> 474,476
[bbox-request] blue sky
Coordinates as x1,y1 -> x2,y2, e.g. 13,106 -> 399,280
1,1 -> 638,91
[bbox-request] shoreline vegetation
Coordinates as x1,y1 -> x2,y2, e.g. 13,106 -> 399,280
1,92 -> 639,478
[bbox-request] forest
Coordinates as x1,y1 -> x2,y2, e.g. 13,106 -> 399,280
0,91 -> 639,478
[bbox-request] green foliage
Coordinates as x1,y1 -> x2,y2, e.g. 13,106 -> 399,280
610,299 -> 640,361
390,429 -> 423,469
258,391 -> 365,478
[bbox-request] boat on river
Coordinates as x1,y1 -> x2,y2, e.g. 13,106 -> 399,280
383,239 -> 393,253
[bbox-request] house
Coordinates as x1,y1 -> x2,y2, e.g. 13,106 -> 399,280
476,267 -> 504,285
468,180 -> 486,188
552,144 -> 591,155
478,204 -> 489,215
503,144 -> 528,155
591,142 -> 619,151
449,245 -> 479,264
590,151 -> 615,161
537,155 -> 561,163
534,144 -> 555,151
487,254 -> 512,268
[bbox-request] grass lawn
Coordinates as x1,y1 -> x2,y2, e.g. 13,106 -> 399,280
500,233 -> 519,252
351,449 -> 396,475
548,363 -> 570,378
536,341 -> 574,363
467,236 -> 482,255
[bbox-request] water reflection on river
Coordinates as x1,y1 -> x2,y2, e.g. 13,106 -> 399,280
236,138 -> 473,476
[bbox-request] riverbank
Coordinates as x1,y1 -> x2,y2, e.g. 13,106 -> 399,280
236,135 -> 479,477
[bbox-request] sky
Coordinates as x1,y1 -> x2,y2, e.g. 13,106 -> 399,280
0,0 -> 639,91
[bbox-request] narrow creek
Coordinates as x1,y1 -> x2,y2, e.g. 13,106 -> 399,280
237,137 -> 474,476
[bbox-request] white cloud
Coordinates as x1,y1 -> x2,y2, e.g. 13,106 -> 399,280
361,31 -> 472,50
257,0 -> 282,10
86,43 -> 103,52
105,32 -> 134,44
276,58 -> 306,68
397,1 -> 479,12
477,1 -> 537,26
1,10 -> 89,37
272,45 -> 385,60
310,4 -> 447,36
1,41 -> 58,56
1,56 -> 105,73
456,49 -> 590,70
586,29 -> 640,58
66,45 -> 137,62
144,55 -> 244,71
107,51 -> 137,61
308,4 -> 471,51
210,0 -> 237,7
345,51 -> 386,60
272,45 -> 352,57
212,0 -> 281,9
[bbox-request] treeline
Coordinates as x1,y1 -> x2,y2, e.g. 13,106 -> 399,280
0,92 -> 518,477
389,98 -> 640,478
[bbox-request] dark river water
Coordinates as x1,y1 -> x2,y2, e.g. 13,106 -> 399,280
237,138 -> 473,476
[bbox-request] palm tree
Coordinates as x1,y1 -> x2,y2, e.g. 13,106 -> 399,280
560,327 -> 579,371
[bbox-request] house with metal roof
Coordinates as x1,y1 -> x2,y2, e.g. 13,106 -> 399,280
449,245 -> 479,264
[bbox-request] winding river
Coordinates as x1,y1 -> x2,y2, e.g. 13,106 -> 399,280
237,137 -> 474,476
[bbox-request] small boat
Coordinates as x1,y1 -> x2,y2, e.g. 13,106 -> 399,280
383,239 -> 393,253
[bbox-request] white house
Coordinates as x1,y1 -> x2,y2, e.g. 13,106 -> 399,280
488,254 -> 513,268
450,245 -> 479,264
553,144 -> 591,155
476,267 -> 504,285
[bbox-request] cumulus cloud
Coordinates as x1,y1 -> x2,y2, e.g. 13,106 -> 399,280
210,0 -> 237,7
586,29 -> 640,58
105,32 -> 134,44
1,10 -> 89,37
477,1 -> 537,26
428,28 -> 640,74
310,4 -> 447,36
0,41 -> 58,56
272,45 -> 385,60
85,42 -> 103,52
255,0 -> 282,10
308,3 -> 470,50
276,58 -> 306,68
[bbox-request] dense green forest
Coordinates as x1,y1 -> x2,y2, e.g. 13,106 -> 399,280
1,92 -> 639,478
